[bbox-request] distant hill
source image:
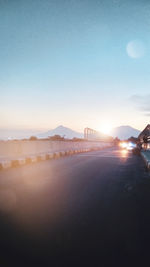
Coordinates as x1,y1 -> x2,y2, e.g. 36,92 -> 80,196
37,125 -> 83,139
0,125 -> 141,141
111,125 -> 141,140
0,129 -> 41,140
0,126 -> 83,140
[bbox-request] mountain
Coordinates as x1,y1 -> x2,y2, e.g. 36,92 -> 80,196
111,125 -> 141,140
0,129 -> 42,140
0,125 -> 141,141
0,126 -> 83,140
37,125 -> 83,139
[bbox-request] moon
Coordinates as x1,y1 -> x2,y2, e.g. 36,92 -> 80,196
126,40 -> 145,59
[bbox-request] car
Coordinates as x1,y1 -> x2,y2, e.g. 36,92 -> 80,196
119,141 -> 136,151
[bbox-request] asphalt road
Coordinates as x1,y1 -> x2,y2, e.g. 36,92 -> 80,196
0,147 -> 150,266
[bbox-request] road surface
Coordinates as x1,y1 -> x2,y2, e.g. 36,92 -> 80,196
0,147 -> 150,266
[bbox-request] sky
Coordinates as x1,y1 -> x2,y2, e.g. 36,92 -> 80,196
0,0 -> 150,133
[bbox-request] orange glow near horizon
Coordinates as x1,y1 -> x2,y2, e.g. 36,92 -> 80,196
99,123 -> 112,135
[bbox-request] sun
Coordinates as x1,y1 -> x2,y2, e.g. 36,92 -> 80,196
99,124 -> 112,135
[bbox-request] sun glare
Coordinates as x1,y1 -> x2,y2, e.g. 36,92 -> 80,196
99,124 -> 112,135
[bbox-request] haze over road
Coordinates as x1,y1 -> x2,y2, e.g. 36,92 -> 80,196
0,147 -> 150,266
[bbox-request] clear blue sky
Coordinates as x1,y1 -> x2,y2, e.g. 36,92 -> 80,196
0,0 -> 150,132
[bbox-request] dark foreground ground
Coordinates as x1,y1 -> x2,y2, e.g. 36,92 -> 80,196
0,147 -> 150,266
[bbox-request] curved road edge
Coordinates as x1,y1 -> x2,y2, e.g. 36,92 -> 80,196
0,145 -> 114,171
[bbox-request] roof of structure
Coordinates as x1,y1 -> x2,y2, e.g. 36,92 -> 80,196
138,124 -> 150,139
